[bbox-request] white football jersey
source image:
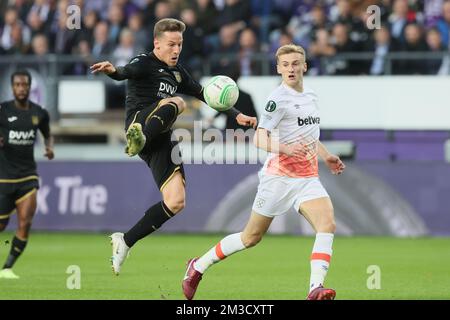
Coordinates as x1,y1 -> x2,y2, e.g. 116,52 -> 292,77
258,82 -> 321,178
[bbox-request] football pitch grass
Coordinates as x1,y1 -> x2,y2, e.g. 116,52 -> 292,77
0,232 -> 449,300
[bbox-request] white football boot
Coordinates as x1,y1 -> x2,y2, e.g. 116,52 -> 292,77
109,232 -> 130,276
0,268 -> 20,279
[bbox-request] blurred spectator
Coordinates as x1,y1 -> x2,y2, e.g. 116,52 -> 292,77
211,23 -> 240,75
367,25 -> 396,75
27,9 -> 46,38
128,12 -> 150,51
69,39 -> 93,75
308,28 -> 336,75
394,23 -> 427,74
1,7 -> 31,52
192,0 -> 220,35
238,28 -> 261,76
77,10 -> 100,45
51,11 -> 77,54
107,3 -> 125,45
216,0 -> 251,31
30,33 -> 49,56
328,23 -> 360,75
112,0 -> 140,20
113,28 -> 141,66
388,0 -> 409,44
250,0 -> 282,46
425,0 -> 444,27
91,21 -> 113,58
179,8 -> 204,77
2,23 -> 29,55
425,27 -> 446,74
436,0 -> 450,48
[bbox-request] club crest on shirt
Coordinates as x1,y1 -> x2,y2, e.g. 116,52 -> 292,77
265,100 -> 276,112
31,115 -> 39,125
172,71 -> 182,83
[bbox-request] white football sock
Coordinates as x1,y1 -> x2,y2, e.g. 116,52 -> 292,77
194,232 -> 246,274
309,232 -> 334,292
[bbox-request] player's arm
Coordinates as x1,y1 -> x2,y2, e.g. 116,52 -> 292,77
253,128 -> 305,156
90,57 -> 145,80
38,109 -> 54,160
318,141 -> 345,175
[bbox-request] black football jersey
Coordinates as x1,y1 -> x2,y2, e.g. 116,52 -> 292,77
108,52 -> 204,124
0,100 -> 50,180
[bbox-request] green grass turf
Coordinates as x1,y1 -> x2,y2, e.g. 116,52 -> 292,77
0,232 -> 449,300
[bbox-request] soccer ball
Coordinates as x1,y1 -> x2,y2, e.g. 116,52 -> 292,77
203,75 -> 239,111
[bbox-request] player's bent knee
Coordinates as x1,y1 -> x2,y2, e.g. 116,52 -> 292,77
165,198 -> 185,214
172,97 -> 186,114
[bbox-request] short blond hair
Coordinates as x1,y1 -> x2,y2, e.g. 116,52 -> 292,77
154,18 -> 186,39
275,44 -> 306,62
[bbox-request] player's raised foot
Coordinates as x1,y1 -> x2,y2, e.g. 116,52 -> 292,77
125,123 -> 146,157
109,232 -> 130,276
0,268 -> 20,279
182,258 -> 203,300
306,285 -> 336,300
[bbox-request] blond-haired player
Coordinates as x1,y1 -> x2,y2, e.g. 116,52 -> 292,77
182,44 -> 345,300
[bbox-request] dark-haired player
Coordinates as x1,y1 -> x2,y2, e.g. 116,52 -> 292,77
0,70 -> 54,279
91,18 -> 257,275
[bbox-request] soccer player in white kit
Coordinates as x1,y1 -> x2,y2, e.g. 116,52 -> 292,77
182,44 -> 345,300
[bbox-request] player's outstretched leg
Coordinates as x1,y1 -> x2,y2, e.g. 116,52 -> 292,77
109,199 -> 178,275
182,232 -> 246,300
183,212 -> 272,300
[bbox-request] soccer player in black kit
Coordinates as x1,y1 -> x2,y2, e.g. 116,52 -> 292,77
0,70 -> 54,279
91,18 -> 257,275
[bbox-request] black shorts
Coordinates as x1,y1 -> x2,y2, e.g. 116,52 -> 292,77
0,178 -> 39,222
127,102 -> 185,191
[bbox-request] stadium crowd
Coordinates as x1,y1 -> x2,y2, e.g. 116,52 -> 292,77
0,0 -> 449,77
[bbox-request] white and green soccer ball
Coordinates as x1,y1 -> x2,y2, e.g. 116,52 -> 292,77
203,75 -> 239,111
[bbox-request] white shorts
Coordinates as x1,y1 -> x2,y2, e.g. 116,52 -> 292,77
251,173 -> 329,217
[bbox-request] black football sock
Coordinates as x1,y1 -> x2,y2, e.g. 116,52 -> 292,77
3,236 -> 28,269
123,201 -> 174,247
143,102 -> 178,140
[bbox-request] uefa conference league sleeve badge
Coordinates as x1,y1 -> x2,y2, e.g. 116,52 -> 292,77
265,100 -> 276,112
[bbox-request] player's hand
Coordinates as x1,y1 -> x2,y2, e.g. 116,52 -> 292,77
90,61 -> 116,74
44,147 -> 54,160
236,113 -> 257,129
324,154 -> 345,175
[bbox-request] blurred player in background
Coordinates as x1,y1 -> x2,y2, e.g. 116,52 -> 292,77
183,44 -> 345,300
90,18 -> 257,275
0,70 -> 54,279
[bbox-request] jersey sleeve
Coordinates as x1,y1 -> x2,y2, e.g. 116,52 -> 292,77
38,108 -> 51,139
177,65 -> 204,101
108,55 -> 148,80
258,98 -> 287,132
